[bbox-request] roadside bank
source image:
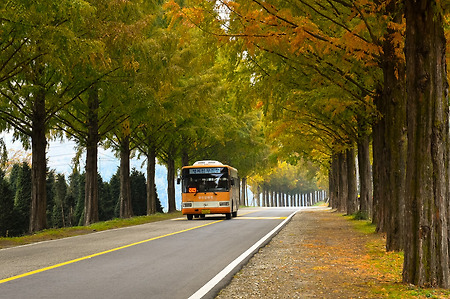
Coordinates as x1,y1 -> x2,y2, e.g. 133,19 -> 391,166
216,209 -> 450,298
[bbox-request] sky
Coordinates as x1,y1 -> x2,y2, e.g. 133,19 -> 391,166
1,132 -> 181,212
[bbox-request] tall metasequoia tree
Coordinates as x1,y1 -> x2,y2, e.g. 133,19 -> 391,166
28,83 -> 47,232
146,144 -> 157,215
136,124 -> 168,215
403,0 -> 450,288
84,85 -> 100,225
346,147 -> 357,215
119,133 -> 133,218
357,119 -> 372,219
159,140 -> 178,213
112,119 -> 139,219
368,0 -> 407,252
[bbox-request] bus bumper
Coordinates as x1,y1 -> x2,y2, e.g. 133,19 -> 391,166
182,207 -> 231,215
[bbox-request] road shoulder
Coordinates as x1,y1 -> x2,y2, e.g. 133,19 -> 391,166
216,209 -> 379,298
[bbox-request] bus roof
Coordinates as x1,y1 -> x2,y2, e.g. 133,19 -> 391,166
193,160 -> 223,166
183,160 -> 237,172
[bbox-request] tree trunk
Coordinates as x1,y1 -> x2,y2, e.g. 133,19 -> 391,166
346,147 -> 358,215
181,149 -> 189,167
403,0 -> 450,288
255,185 -> 261,207
29,90 -> 47,233
357,133 -> 372,220
337,151 -> 347,213
119,135 -> 133,218
241,177 -> 247,206
372,91 -> 387,232
329,154 -> 339,209
146,145 -> 156,215
167,156 -> 176,213
262,185 -> 267,207
383,43 -> 407,251
84,85 -> 99,226
379,1 -> 407,251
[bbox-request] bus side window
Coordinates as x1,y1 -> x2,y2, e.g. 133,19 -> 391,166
218,178 -> 228,189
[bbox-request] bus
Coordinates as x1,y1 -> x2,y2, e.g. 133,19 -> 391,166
178,160 -> 239,220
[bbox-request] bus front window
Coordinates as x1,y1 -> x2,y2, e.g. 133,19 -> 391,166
182,168 -> 229,193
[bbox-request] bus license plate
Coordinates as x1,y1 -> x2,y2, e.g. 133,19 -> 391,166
202,209 -> 210,214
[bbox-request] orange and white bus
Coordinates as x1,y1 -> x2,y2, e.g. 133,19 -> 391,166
179,160 -> 239,220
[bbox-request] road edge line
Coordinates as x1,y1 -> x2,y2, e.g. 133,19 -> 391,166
188,209 -> 299,299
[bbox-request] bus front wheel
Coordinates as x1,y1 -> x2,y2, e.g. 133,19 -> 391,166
187,214 -> 193,220
225,213 -> 232,220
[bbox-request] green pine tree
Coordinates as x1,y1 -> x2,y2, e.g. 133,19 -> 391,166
12,162 -> 32,235
99,173 -> 115,221
0,170 -> 13,237
46,171 -> 56,227
131,168 -> 147,216
110,168 -> 121,218
73,172 -> 86,226
52,174 -> 68,228
9,164 -> 20,197
66,170 -> 81,226
154,183 -> 164,213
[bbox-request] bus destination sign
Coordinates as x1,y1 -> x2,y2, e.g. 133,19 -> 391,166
189,167 -> 222,175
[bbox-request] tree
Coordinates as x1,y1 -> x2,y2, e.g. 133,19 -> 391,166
98,173 -> 113,221
402,0 -> 450,288
65,170 -> 81,226
117,123 -> 133,219
0,170 -> 13,237
73,172 -> 86,226
46,171 -> 56,227
370,1 -> 406,252
12,162 -> 32,235
99,179 -> 114,221
110,169 -> 121,218
131,169 -> 147,216
51,174 -> 67,228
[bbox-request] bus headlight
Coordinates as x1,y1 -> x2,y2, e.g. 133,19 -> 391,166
183,202 -> 193,208
219,202 -> 229,206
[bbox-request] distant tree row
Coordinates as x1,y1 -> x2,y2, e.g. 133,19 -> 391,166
248,160 -> 322,206
0,163 -> 163,237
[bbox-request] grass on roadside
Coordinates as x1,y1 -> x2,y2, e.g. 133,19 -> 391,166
0,212 -> 182,249
345,214 -> 450,298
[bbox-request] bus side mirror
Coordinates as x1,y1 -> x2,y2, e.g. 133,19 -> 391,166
177,177 -> 181,184
230,180 -> 235,186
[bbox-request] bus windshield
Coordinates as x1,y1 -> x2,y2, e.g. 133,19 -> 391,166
182,167 -> 229,193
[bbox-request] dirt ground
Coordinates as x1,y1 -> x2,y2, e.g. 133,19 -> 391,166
216,208 -> 382,298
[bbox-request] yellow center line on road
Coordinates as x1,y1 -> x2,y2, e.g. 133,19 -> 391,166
236,210 -> 259,217
236,210 -> 287,219
0,219 -> 224,285
172,209 -> 259,221
236,216 -> 287,220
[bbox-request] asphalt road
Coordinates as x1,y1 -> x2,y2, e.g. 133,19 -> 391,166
0,207 -> 302,299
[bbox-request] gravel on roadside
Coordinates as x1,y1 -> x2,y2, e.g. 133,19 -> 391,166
216,209 -> 379,299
